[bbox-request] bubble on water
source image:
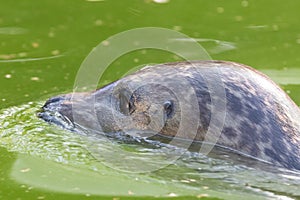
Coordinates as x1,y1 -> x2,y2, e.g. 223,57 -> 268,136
172,26 -> 182,31
217,7 -> 224,13
102,40 -> 110,46
85,0 -> 105,2
0,54 -> 16,60
241,0 -> 249,7
30,77 -> 40,81
4,74 -> 12,79
197,194 -> 209,198
31,42 -> 39,48
20,168 -> 31,173
167,193 -> 177,197
153,0 -> 170,4
48,31 -> 55,38
272,24 -> 279,31
51,50 -> 60,56
94,19 -> 103,26
18,52 -> 27,57
235,16 -> 243,22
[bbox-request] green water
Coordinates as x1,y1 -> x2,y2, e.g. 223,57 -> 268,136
1,0 -> 300,199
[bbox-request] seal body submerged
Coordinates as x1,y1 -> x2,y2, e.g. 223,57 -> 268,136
39,61 -> 300,170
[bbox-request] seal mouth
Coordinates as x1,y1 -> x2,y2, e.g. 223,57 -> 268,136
38,95 -> 76,130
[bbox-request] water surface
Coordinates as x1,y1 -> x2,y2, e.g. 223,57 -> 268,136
1,0 -> 300,199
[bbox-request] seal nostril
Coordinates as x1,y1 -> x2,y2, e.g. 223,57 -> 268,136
44,96 -> 65,107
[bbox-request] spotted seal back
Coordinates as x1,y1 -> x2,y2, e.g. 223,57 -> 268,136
39,61 -> 300,170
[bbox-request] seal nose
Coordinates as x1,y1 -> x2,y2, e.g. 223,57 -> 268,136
46,96 -> 64,104
42,96 -> 66,109
38,94 -> 76,130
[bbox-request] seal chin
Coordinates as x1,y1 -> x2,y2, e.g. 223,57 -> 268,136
38,95 -> 76,130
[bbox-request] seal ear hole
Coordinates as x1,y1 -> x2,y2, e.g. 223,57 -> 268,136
119,89 -> 135,115
163,100 -> 174,119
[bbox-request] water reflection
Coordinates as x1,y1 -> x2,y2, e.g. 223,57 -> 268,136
171,38 -> 237,54
0,102 -> 299,199
0,54 -> 64,63
0,27 -> 28,35
261,68 -> 300,85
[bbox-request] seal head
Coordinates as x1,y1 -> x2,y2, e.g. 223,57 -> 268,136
39,61 -> 300,170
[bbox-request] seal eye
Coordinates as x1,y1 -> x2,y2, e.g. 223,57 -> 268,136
119,89 -> 135,115
164,100 -> 174,119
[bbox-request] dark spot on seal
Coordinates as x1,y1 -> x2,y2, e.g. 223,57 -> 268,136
222,127 -> 238,139
238,121 -> 260,157
247,108 -> 265,124
185,76 -> 211,133
259,129 -> 271,143
239,121 -> 257,138
264,148 -> 284,164
225,89 -> 244,116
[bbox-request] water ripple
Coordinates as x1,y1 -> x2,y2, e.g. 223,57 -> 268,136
0,27 -> 28,35
0,102 -> 299,199
171,38 -> 237,54
0,54 -> 64,63
261,68 -> 300,85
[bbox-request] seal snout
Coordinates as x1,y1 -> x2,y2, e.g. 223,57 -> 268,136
38,94 -> 76,130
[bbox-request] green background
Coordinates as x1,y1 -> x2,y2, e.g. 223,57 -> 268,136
0,0 -> 300,199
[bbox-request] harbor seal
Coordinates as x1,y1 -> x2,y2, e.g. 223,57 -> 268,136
39,61 -> 300,170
